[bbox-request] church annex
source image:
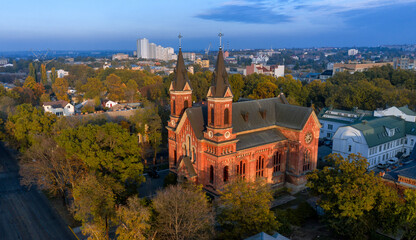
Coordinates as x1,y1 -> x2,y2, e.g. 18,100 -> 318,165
167,47 -> 321,194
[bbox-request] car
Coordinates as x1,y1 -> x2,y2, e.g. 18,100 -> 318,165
377,163 -> 389,169
387,157 -> 399,165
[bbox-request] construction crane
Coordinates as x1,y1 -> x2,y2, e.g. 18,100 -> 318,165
205,43 -> 211,56
31,49 -> 50,61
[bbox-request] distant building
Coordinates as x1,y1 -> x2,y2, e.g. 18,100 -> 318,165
43,100 -> 75,116
0,58 -> 8,65
195,58 -> 209,68
318,107 -> 373,139
348,49 -> 359,56
244,64 -> 284,77
333,62 -> 393,75
383,161 -> 416,189
137,38 -> 176,61
112,53 -> 129,61
374,106 -> 416,122
319,70 -> 333,81
137,38 -> 149,59
393,56 -> 415,70
182,52 -> 196,61
47,69 -> 69,80
102,100 -> 118,108
332,116 -> 416,168
187,65 -> 194,74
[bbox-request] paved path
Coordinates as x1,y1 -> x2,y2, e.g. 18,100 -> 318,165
0,143 -> 75,240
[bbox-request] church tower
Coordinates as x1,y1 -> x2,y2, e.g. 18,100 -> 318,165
168,43 -> 192,170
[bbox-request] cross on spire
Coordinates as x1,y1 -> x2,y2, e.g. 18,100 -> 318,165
178,33 -> 183,49
218,32 -> 224,49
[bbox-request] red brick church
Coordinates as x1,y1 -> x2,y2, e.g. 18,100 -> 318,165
167,47 -> 321,194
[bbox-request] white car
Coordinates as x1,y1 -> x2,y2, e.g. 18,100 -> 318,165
387,157 -> 399,165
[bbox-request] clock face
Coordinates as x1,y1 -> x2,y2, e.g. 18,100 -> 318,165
305,132 -> 313,144
208,131 -> 213,138
224,131 -> 230,139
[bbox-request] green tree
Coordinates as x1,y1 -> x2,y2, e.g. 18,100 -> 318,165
249,81 -> 277,99
56,123 -> 144,184
153,184 -> 214,240
216,179 -> 280,239
125,79 -> 138,102
41,64 -> 47,85
116,196 -> 151,240
5,104 -> 56,150
105,74 -> 126,101
73,174 -> 123,239
82,77 -> 105,100
51,67 -> 57,83
52,77 -> 69,101
229,74 -> 244,101
29,63 -> 37,82
403,189 -> 416,239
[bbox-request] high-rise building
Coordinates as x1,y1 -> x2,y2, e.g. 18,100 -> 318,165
348,49 -> 359,56
137,38 -> 149,59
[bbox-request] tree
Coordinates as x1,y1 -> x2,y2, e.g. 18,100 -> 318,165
41,64 -> 47,85
40,93 -> 50,104
51,67 -> 57,83
52,77 -> 69,101
307,153 -> 403,238
23,76 -> 36,90
73,174 -> 123,240
82,77 -> 105,100
116,196 -> 151,240
229,74 -> 244,101
105,74 -> 125,101
19,135 -> 86,198
131,105 -> 162,165
125,79 -> 138,102
403,189 -> 416,239
5,104 -> 56,150
152,184 -> 214,240
249,81 -> 277,99
29,63 -> 36,82
56,123 -> 144,184
216,179 -> 280,240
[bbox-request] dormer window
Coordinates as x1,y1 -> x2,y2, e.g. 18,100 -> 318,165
385,127 -> 395,137
259,109 -> 267,119
241,111 -> 249,122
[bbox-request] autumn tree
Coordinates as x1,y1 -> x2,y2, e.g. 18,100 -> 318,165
229,74 -> 244,101
5,104 -> 56,150
41,64 -> 47,85
29,63 -> 37,82
51,67 -> 57,83
52,77 -> 69,101
19,135 -> 86,198
131,104 -> 162,165
249,81 -> 277,99
73,174 -> 123,239
307,153 -> 403,238
105,74 -> 126,101
216,179 -> 280,240
125,79 -> 138,102
56,123 -> 144,184
402,189 -> 416,239
116,196 -> 151,240
152,184 -> 214,240
82,77 -> 105,100
23,76 -> 36,90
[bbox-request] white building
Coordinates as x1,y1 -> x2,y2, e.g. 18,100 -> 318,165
43,100 -> 74,116
348,49 -> 359,56
103,100 -> 118,108
47,69 -> 69,80
183,52 -> 196,61
112,53 -> 129,61
332,116 -> 416,168
137,38 -> 149,59
374,106 -> 416,122
318,107 -> 373,139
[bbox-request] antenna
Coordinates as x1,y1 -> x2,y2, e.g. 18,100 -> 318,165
218,32 -> 224,49
178,33 -> 183,49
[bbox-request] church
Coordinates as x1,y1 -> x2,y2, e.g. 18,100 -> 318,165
167,46 -> 321,194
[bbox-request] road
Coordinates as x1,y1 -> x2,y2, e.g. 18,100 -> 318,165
0,143 -> 75,240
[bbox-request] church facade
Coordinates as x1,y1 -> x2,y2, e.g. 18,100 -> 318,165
167,48 -> 321,194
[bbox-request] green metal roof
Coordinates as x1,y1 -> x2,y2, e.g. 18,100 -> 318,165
351,116 -> 406,148
398,106 -> 416,116
405,121 -> 416,136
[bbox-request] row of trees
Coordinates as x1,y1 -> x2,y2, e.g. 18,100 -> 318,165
308,154 -> 416,239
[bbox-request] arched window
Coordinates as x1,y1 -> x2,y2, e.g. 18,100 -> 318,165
211,108 -> 214,125
184,100 -> 188,109
303,150 -> 311,171
209,165 -> 214,184
187,136 -> 191,157
236,160 -> 246,179
224,108 -> 229,125
273,152 -> 281,173
192,149 -> 196,163
172,100 -> 176,115
256,156 -> 265,178
223,166 -> 229,182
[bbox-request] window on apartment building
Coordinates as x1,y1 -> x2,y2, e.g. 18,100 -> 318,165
379,146 -> 382,151
256,156 -> 265,178
303,150 -> 311,171
224,108 -> 229,125
223,166 -> 229,182
348,145 -> 352,152
209,165 -> 214,184
328,124 -> 333,130
401,139 -> 404,144
192,149 -> 196,163
405,139 -> 408,144
173,150 -> 177,166
327,133 -> 331,138
397,140 -> 400,145
273,152 -> 281,173
236,160 -> 246,179
173,100 -> 176,115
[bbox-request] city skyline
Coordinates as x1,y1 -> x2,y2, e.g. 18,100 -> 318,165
1,0 -> 416,51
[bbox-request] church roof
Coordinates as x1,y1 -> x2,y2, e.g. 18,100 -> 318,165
185,97 -> 314,147
236,128 -> 286,151
208,49 -> 232,98
171,48 -> 191,91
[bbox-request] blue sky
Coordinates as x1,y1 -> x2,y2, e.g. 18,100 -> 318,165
1,0 -> 416,51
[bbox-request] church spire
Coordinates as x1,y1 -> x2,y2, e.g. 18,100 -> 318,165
207,47 -> 232,98
170,38 -> 191,91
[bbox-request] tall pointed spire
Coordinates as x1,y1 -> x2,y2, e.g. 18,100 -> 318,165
170,45 -> 191,91
208,48 -> 232,98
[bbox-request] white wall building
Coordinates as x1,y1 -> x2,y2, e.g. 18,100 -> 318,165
332,116 -> 416,168
137,38 -> 149,59
374,106 -> 416,122
137,38 -> 176,61
43,100 -> 74,116
47,69 -> 69,80
348,49 -> 359,56
112,53 -> 129,61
